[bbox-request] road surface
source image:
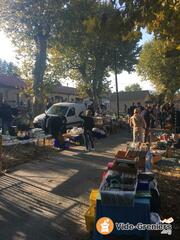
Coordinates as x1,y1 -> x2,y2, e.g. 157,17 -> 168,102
0,131 -> 130,240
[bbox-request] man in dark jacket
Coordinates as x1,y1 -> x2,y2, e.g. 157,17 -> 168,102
141,106 -> 151,142
43,115 -> 67,149
80,110 -> 95,150
0,101 -> 13,134
128,102 -> 137,117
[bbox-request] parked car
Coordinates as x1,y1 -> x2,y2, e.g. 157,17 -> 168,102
33,102 -> 86,129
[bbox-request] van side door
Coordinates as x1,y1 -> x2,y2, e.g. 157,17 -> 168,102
66,107 -> 76,127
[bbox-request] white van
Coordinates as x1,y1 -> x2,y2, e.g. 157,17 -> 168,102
33,102 -> 86,128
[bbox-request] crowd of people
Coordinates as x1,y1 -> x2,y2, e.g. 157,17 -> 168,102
1,96 -> 177,149
128,102 -> 176,142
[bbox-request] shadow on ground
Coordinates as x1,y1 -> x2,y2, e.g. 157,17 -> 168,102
0,131 -> 130,240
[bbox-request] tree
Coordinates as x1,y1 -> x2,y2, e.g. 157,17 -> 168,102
50,0 -> 141,108
0,0 -> 66,113
0,59 -> 18,75
125,83 -> 142,92
110,1 -> 180,55
137,40 -> 180,100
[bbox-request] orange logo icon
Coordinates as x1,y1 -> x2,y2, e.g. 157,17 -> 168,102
96,217 -> 114,235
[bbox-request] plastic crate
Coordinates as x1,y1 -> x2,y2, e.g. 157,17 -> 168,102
90,189 -> 99,207
84,206 -> 95,232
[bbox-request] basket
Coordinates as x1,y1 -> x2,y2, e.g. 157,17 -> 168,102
85,206 -> 95,232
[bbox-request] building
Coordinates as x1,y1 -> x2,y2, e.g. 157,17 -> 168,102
0,74 -> 25,106
110,90 -> 150,113
47,83 -> 82,103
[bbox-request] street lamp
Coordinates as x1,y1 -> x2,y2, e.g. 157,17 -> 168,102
114,49 -> 120,118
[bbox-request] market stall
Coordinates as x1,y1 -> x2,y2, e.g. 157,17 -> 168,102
85,142 -> 164,240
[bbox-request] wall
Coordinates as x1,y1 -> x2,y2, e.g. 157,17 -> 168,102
110,98 -> 149,114
0,86 -> 20,107
47,93 -> 80,103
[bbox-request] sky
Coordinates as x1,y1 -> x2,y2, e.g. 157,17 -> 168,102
0,32 -> 17,63
0,29 -> 154,91
109,28 -> 154,92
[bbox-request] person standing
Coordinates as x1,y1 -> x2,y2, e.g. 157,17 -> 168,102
46,99 -> 53,110
44,115 -> 67,149
127,102 -> 137,132
130,108 -> 146,142
0,101 -> 13,134
128,102 -> 136,117
141,106 -> 151,142
124,104 -> 127,113
160,109 -> 168,129
137,102 -> 144,113
80,110 -> 95,151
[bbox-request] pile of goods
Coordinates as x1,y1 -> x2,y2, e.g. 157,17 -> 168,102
93,115 -> 124,136
85,143 -> 163,239
100,170 -> 137,207
2,128 -> 49,146
63,127 -> 84,145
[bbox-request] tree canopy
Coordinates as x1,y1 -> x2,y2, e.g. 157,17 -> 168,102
0,0 -> 142,111
0,59 -> 18,75
49,0 -> 141,107
125,83 -> 142,92
110,0 -> 180,55
0,0 -> 145,111
0,0 -> 66,113
137,40 -> 180,100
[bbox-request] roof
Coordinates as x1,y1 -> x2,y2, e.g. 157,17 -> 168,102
54,102 -> 84,107
0,74 -> 25,89
110,90 -> 150,101
52,84 -> 77,95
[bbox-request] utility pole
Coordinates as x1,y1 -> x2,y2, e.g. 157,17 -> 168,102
114,49 -> 120,118
0,135 -> 2,174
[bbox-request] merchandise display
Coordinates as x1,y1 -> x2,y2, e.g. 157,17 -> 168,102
84,140 -> 172,240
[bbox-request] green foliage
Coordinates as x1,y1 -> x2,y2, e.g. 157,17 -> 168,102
0,0 -> 66,113
0,0 -> 141,111
111,1 -> 180,53
50,0 -> 141,107
125,83 -> 142,92
137,40 -> 180,100
0,59 -> 18,75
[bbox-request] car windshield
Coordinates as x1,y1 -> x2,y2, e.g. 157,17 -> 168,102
46,105 -> 68,116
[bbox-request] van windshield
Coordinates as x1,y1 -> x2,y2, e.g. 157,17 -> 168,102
46,105 -> 68,116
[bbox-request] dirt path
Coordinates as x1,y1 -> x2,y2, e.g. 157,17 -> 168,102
0,131 -> 130,240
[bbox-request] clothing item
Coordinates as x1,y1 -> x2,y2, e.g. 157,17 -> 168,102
43,115 -> 66,137
128,105 -> 136,117
79,115 -> 94,131
130,113 -> 146,129
0,103 -> 13,121
83,130 -> 94,150
141,109 -> 151,128
133,127 -> 144,142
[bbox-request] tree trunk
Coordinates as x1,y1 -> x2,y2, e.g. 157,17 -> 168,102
33,34 -> 47,115
93,59 -> 104,112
